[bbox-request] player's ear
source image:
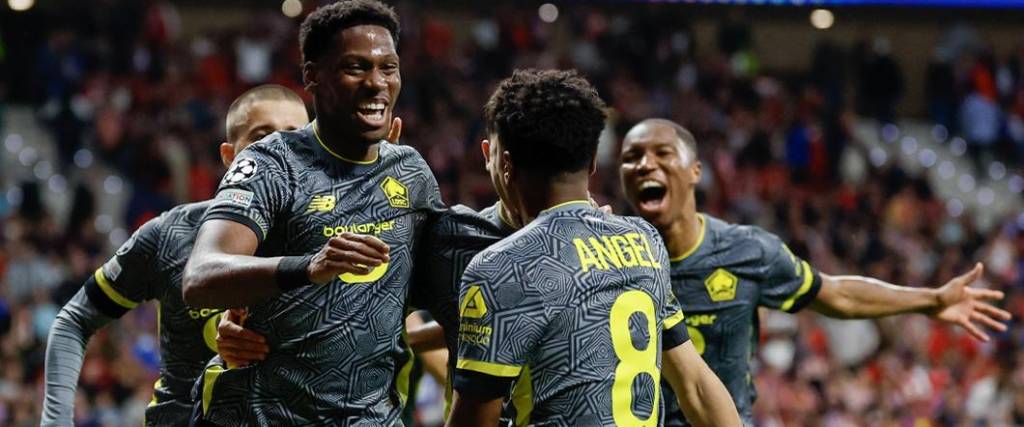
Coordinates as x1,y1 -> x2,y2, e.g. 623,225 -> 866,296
501,150 -> 514,183
220,142 -> 236,167
691,160 -> 703,184
302,62 -> 318,93
481,140 -> 491,166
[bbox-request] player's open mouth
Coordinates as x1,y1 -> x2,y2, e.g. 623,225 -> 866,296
356,102 -> 388,127
637,179 -> 667,212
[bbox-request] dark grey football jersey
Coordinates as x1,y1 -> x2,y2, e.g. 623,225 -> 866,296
662,214 -> 821,426
85,200 -> 220,426
453,201 -> 689,426
198,122 -> 443,426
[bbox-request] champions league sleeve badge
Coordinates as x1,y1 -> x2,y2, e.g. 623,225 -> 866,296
223,158 -> 258,185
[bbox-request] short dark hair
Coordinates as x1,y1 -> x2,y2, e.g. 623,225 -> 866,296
226,84 -> 305,142
299,0 -> 400,64
634,118 -> 698,160
484,69 -> 607,177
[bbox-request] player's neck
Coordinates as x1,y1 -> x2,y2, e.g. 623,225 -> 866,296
512,172 -> 590,225
313,119 -> 379,163
662,208 -> 703,261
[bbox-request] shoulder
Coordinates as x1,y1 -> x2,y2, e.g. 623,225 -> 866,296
379,141 -> 428,165
705,214 -> 783,261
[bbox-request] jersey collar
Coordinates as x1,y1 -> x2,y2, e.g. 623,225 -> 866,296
311,120 -> 381,165
670,213 -> 706,262
539,199 -> 593,215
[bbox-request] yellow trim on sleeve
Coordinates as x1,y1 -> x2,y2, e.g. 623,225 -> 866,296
780,261 -> 814,312
540,199 -> 592,213
312,120 -> 379,165
148,378 -> 162,408
94,268 -> 139,309
456,359 -> 523,377
664,310 -> 686,330
511,365 -> 534,427
201,365 -> 226,415
670,214 -> 706,262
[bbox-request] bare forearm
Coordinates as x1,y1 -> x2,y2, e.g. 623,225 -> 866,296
663,342 -> 740,427
183,253 -> 285,308
811,274 -> 940,319
406,320 -> 446,353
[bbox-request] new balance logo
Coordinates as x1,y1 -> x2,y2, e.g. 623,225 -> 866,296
307,195 -> 336,213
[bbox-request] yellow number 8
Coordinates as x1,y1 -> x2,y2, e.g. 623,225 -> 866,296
609,290 -> 660,426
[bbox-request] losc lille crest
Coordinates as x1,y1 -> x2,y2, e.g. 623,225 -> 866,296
379,176 -> 410,208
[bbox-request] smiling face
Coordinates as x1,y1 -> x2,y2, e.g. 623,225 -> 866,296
305,24 -> 400,145
619,122 -> 702,229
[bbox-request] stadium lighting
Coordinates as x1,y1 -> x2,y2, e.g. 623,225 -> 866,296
74,149 -> 94,169
949,137 -> 967,156
931,125 -> 948,142
938,161 -> 955,180
104,175 -> 124,194
538,3 -> 558,23
4,133 -> 23,153
946,198 -> 964,218
1009,175 -> 1024,194
958,174 -> 976,193
977,187 -> 995,206
48,175 -> 67,194
33,160 -> 52,180
869,147 -> 887,167
900,136 -> 918,155
281,0 -> 302,18
918,148 -> 936,168
881,123 -> 899,143
988,161 -> 1006,180
8,0 -> 33,12
810,9 -> 834,30
95,214 -> 113,233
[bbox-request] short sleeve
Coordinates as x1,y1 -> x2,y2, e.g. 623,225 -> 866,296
202,142 -> 291,242
84,216 -> 163,318
452,252 -> 547,399
754,228 -> 822,313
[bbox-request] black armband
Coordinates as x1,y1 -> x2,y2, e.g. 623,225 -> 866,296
276,255 -> 312,292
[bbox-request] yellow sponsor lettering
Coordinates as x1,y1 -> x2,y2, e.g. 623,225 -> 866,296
574,238 -> 606,273
684,314 -> 717,327
322,220 -> 395,237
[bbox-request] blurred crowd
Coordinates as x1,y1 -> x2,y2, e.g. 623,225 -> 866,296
0,1 -> 1022,426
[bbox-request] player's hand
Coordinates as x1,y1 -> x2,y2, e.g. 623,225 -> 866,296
588,193 -> 613,214
216,308 -> 269,368
929,263 -> 1012,342
307,232 -> 390,285
386,117 -> 402,144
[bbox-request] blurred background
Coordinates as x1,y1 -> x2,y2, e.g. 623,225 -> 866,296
1,0 -> 1023,425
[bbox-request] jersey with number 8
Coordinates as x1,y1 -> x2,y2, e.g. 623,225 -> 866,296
452,201 -> 689,426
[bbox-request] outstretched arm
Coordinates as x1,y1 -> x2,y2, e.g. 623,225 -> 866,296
662,341 -> 741,427
810,263 -> 1011,341
41,290 -> 114,426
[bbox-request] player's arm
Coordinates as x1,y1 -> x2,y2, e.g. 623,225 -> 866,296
43,220 -> 161,425
184,223 -> 389,308
447,390 -> 504,427
447,254 -> 541,427
406,317 -> 448,383
810,263 -> 1010,340
41,290 -> 114,426
661,341 -> 741,427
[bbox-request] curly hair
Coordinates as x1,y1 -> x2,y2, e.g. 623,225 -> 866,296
299,0 -> 400,64
484,69 -> 608,177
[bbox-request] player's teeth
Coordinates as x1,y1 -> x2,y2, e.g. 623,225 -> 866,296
639,180 -> 664,190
